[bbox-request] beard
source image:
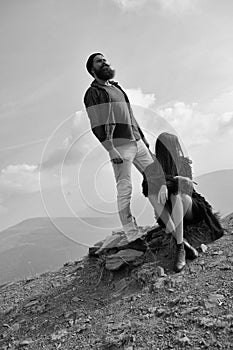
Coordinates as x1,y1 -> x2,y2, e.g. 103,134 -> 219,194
94,65 -> 115,80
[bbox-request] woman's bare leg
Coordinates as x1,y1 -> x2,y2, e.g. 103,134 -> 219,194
181,193 -> 193,220
170,193 -> 184,244
148,194 -> 175,233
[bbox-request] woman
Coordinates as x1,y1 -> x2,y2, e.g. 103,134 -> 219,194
142,132 -> 223,272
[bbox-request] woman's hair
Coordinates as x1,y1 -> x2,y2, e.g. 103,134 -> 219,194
155,132 -> 184,176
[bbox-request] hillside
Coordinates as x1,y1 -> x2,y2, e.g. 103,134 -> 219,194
0,218 -> 88,285
0,215 -> 232,349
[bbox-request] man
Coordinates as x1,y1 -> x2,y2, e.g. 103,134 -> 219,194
83,53 -> 154,242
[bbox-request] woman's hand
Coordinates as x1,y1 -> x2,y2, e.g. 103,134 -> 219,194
158,184 -> 168,205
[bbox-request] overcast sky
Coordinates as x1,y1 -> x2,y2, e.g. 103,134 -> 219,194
1,0 -> 233,231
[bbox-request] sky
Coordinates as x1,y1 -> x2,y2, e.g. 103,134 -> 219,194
0,0 -> 233,233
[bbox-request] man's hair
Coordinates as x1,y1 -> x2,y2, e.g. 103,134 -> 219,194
86,52 -> 103,76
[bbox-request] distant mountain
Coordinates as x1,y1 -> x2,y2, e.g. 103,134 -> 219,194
0,216 -> 119,286
195,169 -> 233,216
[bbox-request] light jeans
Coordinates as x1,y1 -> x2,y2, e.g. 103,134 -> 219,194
111,139 -> 154,233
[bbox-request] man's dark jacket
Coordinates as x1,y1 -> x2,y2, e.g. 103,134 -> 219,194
84,80 -> 145,151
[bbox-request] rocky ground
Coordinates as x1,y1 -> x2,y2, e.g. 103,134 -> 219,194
0,214 -> 233,350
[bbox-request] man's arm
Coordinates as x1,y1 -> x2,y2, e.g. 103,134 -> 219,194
84,88 -> 123,163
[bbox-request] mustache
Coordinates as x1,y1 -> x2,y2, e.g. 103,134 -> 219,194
101,64 -> 110,69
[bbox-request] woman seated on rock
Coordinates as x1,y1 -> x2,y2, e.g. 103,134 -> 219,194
142,132 -> 224,273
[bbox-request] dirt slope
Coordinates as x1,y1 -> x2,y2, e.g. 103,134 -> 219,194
0,216 -> 232,350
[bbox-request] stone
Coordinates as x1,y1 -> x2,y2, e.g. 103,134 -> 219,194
200,244 -> 208,253
211,250 -> 223,255
72,296 -> 83,303
203,294 -> 224,309
88,246 -> 100,256
51,329 -> 68,341
25,300 -> 39,308
105,249 -> 144,271
153,278 -> 166,290
207,257 -> 226,268
114,278 -> 128,292
189,265 -> 202,274
96,233 -> 125,253
198,260 -> 205,266
11,322 -> 20,332
18,339 -> 33,347
177,335 -> 191,345
156,266 -> 166,277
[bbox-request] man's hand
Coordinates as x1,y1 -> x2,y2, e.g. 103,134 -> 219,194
158,184 -> 168,205
109,148 -> 123,164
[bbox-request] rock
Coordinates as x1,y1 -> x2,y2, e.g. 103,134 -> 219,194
177,335 -> 191,345
211,250 -> 223,255
89,246 -> 100,256
156,266 -> 166,277
114,278 -> 128,292
96,233 -> 125,253
189,265 -> 202,274
25,300 -> 39,308
203,293 -> 224,309
51,329 -> 68,341
11,322 -> 20,332
181,306 -> 200,315
198,260 -> 205,266
153,278 -> 166,290
105,249 -> 144,271
155,307 -> 167,316
168,274 -> 184,288
198,317 -> 227,328
207,257 -> 226,268
18,339 -> 34,347
200,244 -> 208,253
148,306 -> 157,313
72,296 -> 83,303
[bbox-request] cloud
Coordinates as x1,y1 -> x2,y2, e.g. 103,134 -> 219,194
111,0 -> 200,13
156,102 -> 215,147
204,89 -> 233,114
40,111 -> 95,170
0,138 -> 47,153
0,164 -> 40,194
156,0 -> 200,14
0,163 -> 64,199
112,0 -> 148,11
217,112 -> 233,136
125,88 -> 156,108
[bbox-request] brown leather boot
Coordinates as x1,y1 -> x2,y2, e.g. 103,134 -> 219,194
174,242 -> 186,273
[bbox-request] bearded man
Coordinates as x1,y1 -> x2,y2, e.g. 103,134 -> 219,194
83,53 -> 154,242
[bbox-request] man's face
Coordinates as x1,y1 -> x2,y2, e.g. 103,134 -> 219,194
91,55 -> 115,80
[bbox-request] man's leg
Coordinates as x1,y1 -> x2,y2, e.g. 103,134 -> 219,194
111,142 -> 138,235
133,139 -> 154,173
